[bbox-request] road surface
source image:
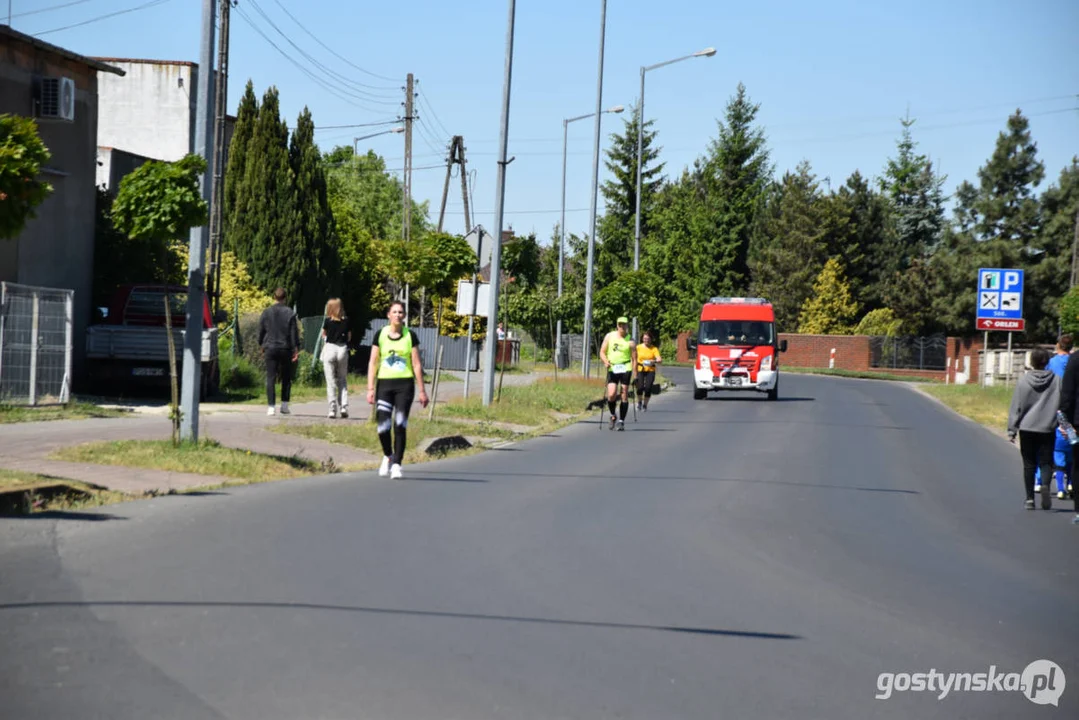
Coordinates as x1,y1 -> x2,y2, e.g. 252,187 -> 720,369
2,369 -> 1075,719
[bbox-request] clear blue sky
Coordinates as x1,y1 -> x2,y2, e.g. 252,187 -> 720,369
12,0 -> 1079,241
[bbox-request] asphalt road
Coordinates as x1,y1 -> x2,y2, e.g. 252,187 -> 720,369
2,369 -> 1076,719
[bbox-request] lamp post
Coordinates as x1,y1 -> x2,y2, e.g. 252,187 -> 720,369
353,126 -> 405,155
632,47 -> 715,340
580,0 -> 608,378
557,104 -> 623,369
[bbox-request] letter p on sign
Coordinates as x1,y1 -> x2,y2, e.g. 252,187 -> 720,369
1004,271 -> 1022,290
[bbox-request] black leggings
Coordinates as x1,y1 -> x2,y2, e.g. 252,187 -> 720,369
1019,430 -> 1054,501
637,372 -> 656,397
376,379 -> 415,464
264,348 -> 293,406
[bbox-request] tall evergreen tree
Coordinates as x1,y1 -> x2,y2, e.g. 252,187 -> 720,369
973,110 -> 1045,244
289,107 -> 337,315
748,161 -> 827,330
701,82 -> 772,289
595,103 -> 664,286
878,117 -> 946,274
235,86 -> 301,301
828,171 -> 893,311
223,80 -> 258,258
1028,157 -> 1078,339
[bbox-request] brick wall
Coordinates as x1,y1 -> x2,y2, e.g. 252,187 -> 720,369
778,334 -> 871,371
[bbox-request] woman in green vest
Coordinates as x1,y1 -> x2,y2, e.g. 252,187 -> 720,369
366,301 -> 428,479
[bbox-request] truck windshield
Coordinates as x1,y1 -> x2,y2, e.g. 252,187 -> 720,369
698,320 -> 774,346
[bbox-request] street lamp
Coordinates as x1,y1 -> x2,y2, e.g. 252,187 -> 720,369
632,46 -> 715,340
353,125 -> 405,155
557,104 -> 624,369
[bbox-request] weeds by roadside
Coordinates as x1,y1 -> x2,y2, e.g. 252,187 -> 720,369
51,439 -> 324,480
783,367 -> 940,383
0,402 -> 131,424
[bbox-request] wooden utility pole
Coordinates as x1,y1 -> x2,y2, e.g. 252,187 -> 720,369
207,0 -> 231,316
401,73 -> 414,316
1071,209 -> 1079,289
436,136 -> 471,233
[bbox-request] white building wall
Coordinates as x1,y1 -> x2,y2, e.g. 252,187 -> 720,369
96,60 -> 195,162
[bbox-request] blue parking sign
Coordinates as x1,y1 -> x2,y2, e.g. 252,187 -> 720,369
976,268 -> 1024,331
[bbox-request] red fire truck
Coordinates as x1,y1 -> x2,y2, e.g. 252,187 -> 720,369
688,297 -> 787,401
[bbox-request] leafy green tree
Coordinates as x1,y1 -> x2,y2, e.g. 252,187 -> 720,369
112,154 -> 208,250
749,161 -> 827,330
854,308 -> 903,336
223,81 -> 258,258
289,107 -> 338,315
0,114 -> 52,240
1060,285 -> 1079,336
502,232 -> 542,290
797,258 -> 859,334
1027,157 -> 1078,339
595,104 -> 664,287
592,270 -> 664,339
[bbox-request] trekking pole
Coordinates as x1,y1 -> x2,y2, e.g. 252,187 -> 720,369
631,379 -> 638,423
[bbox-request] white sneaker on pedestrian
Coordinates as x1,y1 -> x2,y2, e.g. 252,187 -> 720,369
340,408 -> 349,419
327,408 -> 336,419
378,456 -> 391,477
267,406 -> 275,416
279,402 -> 290,415
1034,482 -> 1043,493
390,463 -> 403,480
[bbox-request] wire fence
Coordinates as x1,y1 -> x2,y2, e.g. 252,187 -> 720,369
0,282 -> 74,405
869,334 -> 948,371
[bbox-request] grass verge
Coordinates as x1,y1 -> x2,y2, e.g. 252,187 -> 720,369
918,384 -> 1012,432
0,468 -> 133,514
51,439 -> 325,480
440,377 -> 606,426
783,366 -> 941,383
0,402 -> 131,424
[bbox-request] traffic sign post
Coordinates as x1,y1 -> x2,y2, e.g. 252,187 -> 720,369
976,268 -> 1025,387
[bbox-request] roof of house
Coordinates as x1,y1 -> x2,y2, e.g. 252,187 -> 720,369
0,24 -> 125,75
90,57 -> 196,68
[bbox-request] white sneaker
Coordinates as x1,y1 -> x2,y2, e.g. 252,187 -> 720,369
267,406 -> 275,416
378,456 -> 391,477
279,402 -> 290,415
390,463 -> 403,480
1034,483 -> 1043,493
1059,491 -> 1068,500
327,409 -> 336,419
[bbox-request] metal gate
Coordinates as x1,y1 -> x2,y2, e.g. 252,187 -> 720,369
0,282 -> 74,405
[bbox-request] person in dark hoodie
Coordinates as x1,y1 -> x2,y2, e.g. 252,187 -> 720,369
258,287 -> 300,416
1008,348 -> 1059,511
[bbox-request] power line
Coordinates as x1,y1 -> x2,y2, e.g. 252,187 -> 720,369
270,0 -> 399,85
314,120 -> 401,131
246,0 -> 399,104
34,0 -> 171,36
416,87 -> 452,138
13,0 -> 94,20
233,6 -> 397,116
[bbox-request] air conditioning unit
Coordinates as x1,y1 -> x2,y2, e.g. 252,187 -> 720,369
35,76 -> 76,121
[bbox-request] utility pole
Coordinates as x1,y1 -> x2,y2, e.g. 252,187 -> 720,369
436,136 -> 470,232
581,0 -> 607,378
402,73 -> 415,318
179,0 -> 216,442
482,0 -> 516,406
1071,209 -> 1079,289
207,0 -> 231,317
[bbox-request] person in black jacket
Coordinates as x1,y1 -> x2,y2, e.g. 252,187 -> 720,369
258,287 -> 300,416
1055,346 -> 1079,524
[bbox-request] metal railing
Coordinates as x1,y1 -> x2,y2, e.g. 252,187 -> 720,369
869,334 -> 948,371
0,282 -> 74,405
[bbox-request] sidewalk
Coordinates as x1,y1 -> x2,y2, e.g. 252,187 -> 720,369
0,370 -> 547,496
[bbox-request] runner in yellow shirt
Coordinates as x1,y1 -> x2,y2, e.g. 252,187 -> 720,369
599,316 -> 637,431
635,331 -> 662,412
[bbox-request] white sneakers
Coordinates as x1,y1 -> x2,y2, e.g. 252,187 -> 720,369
378,457 -> 403,479
267,406 -> 275,416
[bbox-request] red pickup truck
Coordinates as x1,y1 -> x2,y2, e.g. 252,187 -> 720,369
86,284 -> 220,398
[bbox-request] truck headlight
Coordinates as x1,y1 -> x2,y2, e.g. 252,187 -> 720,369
760,355 -> 772,371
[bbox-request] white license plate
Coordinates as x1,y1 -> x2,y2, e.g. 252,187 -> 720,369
132,367 -> 165,377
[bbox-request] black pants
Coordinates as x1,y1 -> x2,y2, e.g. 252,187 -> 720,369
637,372 -> 656,397
1019,430 -> 1054,501
376,378 -> 415,464
264,348 -> 293,406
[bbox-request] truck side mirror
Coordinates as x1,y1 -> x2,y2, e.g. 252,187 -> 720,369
779,339 -> 788,353
687,336 -> 698,353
